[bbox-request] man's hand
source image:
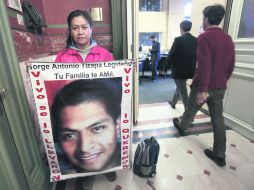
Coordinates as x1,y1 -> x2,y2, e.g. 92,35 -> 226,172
196,91 -> 209,105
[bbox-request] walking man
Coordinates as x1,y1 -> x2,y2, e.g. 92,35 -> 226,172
167,20 -> 197,110
173,4 -> 235,167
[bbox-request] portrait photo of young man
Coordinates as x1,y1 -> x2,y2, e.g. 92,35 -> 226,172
46,78 -> 122,174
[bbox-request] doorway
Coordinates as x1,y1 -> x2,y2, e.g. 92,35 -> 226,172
137,0 -> 192,105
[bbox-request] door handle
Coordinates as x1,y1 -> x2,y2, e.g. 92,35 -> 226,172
0,89 -> 7,96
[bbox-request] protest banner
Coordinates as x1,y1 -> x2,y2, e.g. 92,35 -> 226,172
20,60 -> 134,181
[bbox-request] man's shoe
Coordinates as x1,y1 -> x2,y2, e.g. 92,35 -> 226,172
179,116 -> 194,123
204,149 -> 226,167
173,118 -> 186,136
105,172 -> 117,182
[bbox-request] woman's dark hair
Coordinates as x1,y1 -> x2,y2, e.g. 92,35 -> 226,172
66,10 -> 93,48
203,5 -> 225,25
51,78 -> 122,141
180,20 -> 192,32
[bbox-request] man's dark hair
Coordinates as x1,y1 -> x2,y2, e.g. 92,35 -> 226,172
203,4 -> 225,25
51,78 -> 122,142
180,20 -> 192,32
150,35 -> 155,39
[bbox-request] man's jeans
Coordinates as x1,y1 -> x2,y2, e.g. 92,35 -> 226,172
172,79 -> 188,110
151,55 -> 158,80
180,86 -> 226,158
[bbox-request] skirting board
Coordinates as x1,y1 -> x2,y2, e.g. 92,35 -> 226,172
224,113 -> 254,141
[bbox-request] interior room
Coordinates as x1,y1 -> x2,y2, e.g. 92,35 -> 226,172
0,0 -> 254,190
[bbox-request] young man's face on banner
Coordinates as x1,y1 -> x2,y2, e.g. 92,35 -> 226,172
58,101 -> 118,172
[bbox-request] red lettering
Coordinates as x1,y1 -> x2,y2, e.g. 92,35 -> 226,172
52,175 -> 60,181
52,170 -> 60,173
124,83 -> 130,87
40,112 -> 47,116
35,88 -> 43,92
123,119 -> 129,123
123,140 -> 128,145
36,80 -> 40,86
47,144 -> 54,149
45,138 -> 52,143
31,71 -> 40,77
40,106 -> 46,110
122,128 -> 129,133
51,165 -> 58,169
123,135 -> 129,139
43,123 -> 48,129
123,151 -> 128,155
49,155 -> 56,160
43,129 -> 50,133
122,155 -> 128,160
48,150 -> 54,154
37,95 -> 45,99
124,89 -> 130,93
124,68 -> 131,74
123,145 -> 128,150
50,161 -> 57,165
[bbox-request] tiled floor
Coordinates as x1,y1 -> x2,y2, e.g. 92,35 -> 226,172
54,102 -> 254,190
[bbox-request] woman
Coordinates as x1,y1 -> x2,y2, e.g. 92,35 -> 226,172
54,10 -> 116,181
55,10 -> 113,63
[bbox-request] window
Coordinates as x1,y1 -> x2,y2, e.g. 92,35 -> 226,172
139,0 -> 163,12
139,32 -> 161,50
238,0 -> 254,38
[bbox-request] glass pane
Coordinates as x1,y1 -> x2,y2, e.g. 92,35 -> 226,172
237,0 -> 254,38
139,0 -> 163,12
139,32 -> 161,50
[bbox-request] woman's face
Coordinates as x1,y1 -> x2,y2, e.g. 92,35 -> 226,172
59,101 -> 117,172
70,16 -> 92,50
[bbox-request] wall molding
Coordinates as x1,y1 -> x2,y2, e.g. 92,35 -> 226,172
235,49 -> 254,54
234,39 -> 254,43
232,72 -> 254,81
224,113 -> 254,140
235,62 -> 254,69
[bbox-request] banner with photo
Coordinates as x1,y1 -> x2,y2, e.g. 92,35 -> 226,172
22,60 -> 134,181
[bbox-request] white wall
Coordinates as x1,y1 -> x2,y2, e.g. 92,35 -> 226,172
167,0 -> 189,49
138,0 -> 190,50
137,0 -> 228,50
138,11 -> 168,50
191,0 -> 227,37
